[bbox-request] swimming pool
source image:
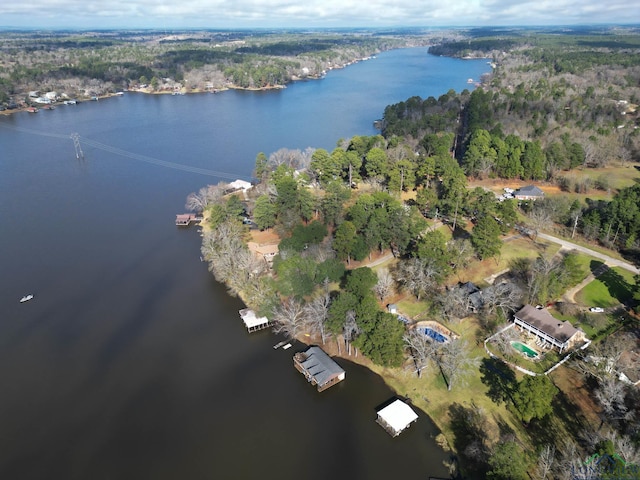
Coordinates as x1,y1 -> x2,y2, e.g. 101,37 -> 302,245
511,341 -> 538,358
422,327 -> 448,343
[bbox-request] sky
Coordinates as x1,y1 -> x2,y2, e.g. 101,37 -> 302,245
0,0 -> 638,30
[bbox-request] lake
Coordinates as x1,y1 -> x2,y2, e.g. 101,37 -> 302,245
0,47 -> 490,479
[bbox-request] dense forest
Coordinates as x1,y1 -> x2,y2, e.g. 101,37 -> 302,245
192,27 -> 640,480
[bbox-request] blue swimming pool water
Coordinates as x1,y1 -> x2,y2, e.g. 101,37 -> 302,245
422,327 -> 448,343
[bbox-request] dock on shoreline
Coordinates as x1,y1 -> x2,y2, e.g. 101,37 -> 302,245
239,308 -> 272,333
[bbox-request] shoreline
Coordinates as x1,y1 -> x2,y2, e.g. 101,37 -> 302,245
228,248 -> 455,458
0,51 -> 383,117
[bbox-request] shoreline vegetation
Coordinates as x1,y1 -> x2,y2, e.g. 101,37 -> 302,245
193,26 -> 640,480
5,25 -> 640,478
0,28 -> 444,116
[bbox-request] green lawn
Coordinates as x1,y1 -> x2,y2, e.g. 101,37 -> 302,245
462,236 -> 560,286
575,266 -> 635,307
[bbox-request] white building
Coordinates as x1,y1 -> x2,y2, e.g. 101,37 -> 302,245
376,399 -> 418,437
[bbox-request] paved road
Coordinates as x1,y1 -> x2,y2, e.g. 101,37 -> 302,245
536,232 -> 639,274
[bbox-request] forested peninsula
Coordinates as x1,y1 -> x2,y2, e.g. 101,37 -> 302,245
190,26 -> 640,480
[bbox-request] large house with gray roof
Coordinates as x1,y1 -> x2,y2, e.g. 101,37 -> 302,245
513,304 -> 587,353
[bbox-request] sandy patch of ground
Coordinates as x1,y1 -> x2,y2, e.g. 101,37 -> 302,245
468,178 -> 562,195
249,229 -> 280,244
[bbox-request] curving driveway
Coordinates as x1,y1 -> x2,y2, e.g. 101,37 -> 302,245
536,232 -> 639,275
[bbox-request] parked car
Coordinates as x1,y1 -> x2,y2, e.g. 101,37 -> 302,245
589,307 -> 605,313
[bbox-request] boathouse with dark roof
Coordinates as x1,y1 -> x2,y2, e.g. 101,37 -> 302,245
293,346 -> 345,392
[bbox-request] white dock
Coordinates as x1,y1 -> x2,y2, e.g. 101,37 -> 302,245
239,308 -> 271,333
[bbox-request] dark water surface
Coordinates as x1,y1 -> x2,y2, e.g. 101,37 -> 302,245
0,48 -> 489,479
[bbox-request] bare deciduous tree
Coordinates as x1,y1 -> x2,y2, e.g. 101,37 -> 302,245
393,257 -> 441,301
268,148 -> 313,171
272,298 -> 307,340
534,444 -> 556,480
447,238 -> 473,272
404,328 -> 438,377
185,182 -> 229,212
594,376 -> 629,422
373,268 -> 395,302
436,339 -> 480,391
482,282 -> 523,317
437,286 -> 470,323
201,219 -> 247,290
343,310 -> 360,356
488,324 -> 521,356
304,287 -> 331,344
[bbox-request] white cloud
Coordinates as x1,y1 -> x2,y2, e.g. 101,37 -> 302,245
0,0 -> 637,28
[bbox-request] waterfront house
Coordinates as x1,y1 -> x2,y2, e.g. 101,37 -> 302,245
513,304 -> 587,353
247,241 -> 279,266
376,399 -> 418,437
513,185 -> 544,200
228,179 -> 252,192
293,346 -> 345,392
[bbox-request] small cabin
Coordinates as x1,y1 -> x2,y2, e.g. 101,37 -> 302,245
376,399 -> 418,437
293,346 -> 345,392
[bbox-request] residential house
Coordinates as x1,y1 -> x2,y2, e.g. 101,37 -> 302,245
513,185 -> 544,200
513,304 -> 587,353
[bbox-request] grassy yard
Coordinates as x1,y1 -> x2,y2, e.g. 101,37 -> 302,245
363,312 -> 596,478
461,236 -> 560,286
366,317 -> 527,460
575,266 -> 636,307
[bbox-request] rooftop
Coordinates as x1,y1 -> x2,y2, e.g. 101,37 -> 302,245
296,346 -> 345,388
514,185 -> 544,197
514,304 -> 579,343
377,399 -> 418,435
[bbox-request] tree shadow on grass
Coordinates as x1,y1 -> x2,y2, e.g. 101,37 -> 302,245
589,259 -> 606,275
531,385 -> 593,449
448,402 -> 491,477
590,260 -> 633,304
479,357 -> 518,406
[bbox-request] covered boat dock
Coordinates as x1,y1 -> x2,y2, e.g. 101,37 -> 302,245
293,346 -> 345,392
376,399 -> 418,437
239,308 -> 272,333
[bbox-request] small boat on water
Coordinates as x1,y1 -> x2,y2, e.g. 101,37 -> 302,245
20,294 -> 34,303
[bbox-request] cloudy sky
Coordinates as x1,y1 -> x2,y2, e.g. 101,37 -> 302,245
0,0 -> 637,29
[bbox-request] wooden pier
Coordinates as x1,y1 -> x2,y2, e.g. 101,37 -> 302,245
175,213 -> 202,226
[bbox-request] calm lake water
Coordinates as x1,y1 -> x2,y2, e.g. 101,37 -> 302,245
0,47 -> 490,479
